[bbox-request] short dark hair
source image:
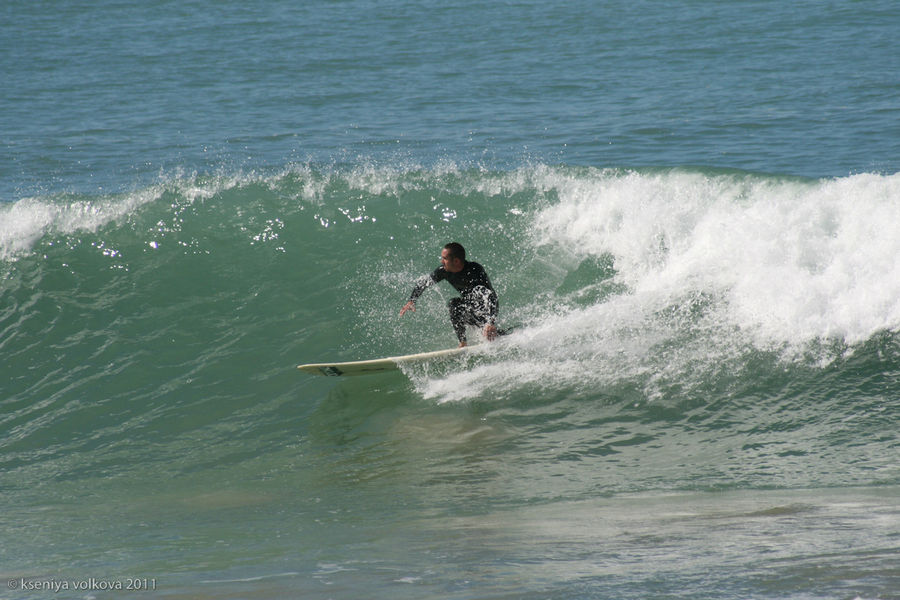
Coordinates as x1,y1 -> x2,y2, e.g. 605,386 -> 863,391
443,242 -> 466,262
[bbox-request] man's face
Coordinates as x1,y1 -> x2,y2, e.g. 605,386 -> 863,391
441,248 -> 464,273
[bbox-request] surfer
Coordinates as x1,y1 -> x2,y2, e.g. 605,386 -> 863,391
400,242 -> 498,347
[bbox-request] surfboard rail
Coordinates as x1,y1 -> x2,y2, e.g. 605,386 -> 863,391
297,346 -> 469,376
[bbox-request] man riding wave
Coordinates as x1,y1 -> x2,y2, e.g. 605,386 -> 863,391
399,242 -> 499,347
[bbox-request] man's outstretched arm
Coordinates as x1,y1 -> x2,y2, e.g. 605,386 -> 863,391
399,271 -> 441,316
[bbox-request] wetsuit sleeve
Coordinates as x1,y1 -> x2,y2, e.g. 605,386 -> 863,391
408,267 -> 445,302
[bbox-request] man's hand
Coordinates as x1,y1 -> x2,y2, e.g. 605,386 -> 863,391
399,301 -> 416,316
483,324 -> 498,341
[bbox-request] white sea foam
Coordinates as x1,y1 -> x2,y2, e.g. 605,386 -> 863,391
0,191 -> 154,261
419,168 -> 900,403
531,170 -> 900,348
0,172 -> 249,261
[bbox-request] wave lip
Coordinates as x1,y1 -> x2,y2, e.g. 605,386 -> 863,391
0,189 -> 159,261
532,169 -> 900,350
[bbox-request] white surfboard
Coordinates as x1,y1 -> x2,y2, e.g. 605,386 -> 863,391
298,346 -> 469,376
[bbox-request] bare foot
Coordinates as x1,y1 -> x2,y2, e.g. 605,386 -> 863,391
483,324 -> 497,341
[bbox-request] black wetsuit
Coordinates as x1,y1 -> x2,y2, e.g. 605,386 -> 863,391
408,261 -> 498,343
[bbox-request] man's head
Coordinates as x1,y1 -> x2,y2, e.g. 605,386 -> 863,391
441,242 -> 466,273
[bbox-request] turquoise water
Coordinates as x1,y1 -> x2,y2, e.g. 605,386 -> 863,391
2,2 -> 899,599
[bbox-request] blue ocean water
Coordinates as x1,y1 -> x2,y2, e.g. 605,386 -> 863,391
2,1 -> 899,599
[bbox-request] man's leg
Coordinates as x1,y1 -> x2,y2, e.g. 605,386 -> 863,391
448,297 -> 470,344
449,288 -> 498,345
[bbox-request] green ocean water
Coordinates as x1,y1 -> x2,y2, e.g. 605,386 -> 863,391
2,165 -> 898,598
3,0 -> 900,595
